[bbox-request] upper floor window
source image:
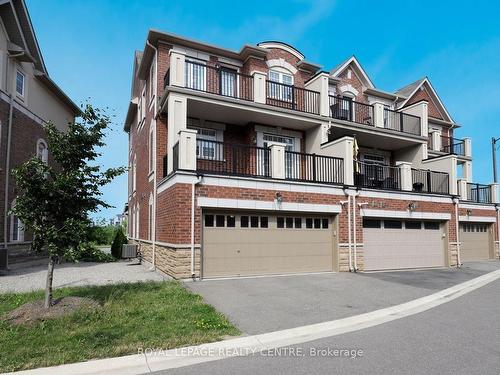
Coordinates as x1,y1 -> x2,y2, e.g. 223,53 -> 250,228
149,60 -> 156,103
36,139 -> 48,164
10,199 -> 24,242
149,125 -> 154,173
185,60 -> 206,91
268,69 -> 293,102
16,70 -> 25,97
194,127 -> 218,159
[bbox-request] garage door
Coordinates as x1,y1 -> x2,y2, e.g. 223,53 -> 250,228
363,219 -> 445,271
203,213 -> 335,278
460,223 -> 492,262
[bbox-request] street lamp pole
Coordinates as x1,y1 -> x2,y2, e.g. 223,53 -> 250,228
493,137 -> 500,183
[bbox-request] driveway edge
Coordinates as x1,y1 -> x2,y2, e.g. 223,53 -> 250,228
6,268 -> 500,375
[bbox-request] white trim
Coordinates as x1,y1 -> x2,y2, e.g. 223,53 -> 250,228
266,60 -> 297,75
458,216 -> 497,223
254,124 -> 302,139
197,197 -> 342,214
330,56 -> 375,89
130,238 -> 201,249
360,208 -> 451,221
458,203 -> 496,211
259,42 -> 304,60
338,84 -> 359,97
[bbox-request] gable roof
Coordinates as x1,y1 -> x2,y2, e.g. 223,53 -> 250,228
329,55 -> 375,89
396,77 -> 454,123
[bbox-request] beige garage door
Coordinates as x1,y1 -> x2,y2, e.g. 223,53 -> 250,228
203,213 -> 335,278
363,219 -> 445,271
460,223 -> 492,262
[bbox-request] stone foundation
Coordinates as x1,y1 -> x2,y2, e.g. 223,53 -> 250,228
131,239 -> 200,279
338,245 -> 364,272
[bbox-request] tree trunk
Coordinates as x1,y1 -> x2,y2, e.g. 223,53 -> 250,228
44,256 -> 55,308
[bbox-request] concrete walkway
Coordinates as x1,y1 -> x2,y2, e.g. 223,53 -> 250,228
0,259 -> 167,294
185,261 -> 500,334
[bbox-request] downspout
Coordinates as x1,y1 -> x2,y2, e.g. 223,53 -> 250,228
496,205 -> 500,260
453,197 -> 461,268
146,39 -> 158,270
2,94 -> 13,269
191,176 -> 202,279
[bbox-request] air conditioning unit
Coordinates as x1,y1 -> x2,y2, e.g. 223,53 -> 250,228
122,244 -> 138,259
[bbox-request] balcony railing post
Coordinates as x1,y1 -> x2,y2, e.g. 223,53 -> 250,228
268,143 -> 286,179
312,153 -> 317,182
490,183 -> 499,204
252,71 -> 267,104
463,137 -> 472,157
399,112 -> 404,132
168,50 -> 186,87
177,129 -> 197,171
373,102 -> 385,128
426,169 -> 432,193
396,161 -> 412,191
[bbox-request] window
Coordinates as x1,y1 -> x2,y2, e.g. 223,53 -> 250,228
36,139 -> 48,164
194,127 -> 219,160
306,218 -> 313,229
260,217 -> 268,228
277,217 -> 284,228
250,216 -> 259,228
220,68 -> 237,97
185,61 -> 206,91
286,217 -> 293,228
227,215 -> 236,227
10,200 -> 24,242
268,69 -> 293,102
149,59 -> 156,103
204,215 -> 214,227
425,221 -> 440,230
363,219 -> 381,228
262,134 -> 296,178
405,221 -> 422,230
138,86 -> 146,127
314,218 -> 321,229
216,215 -> 225,227
294,217 -> 302,228
384,220 -> 402,229
322,219 -> 329,229
241,216 -> 249,228
16,70 -> 25,97
132,155 -> 137,192
149,126 -> 154,173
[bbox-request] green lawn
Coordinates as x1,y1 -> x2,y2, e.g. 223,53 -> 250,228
0,281 -> 239,372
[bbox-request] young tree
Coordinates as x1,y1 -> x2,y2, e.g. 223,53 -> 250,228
12,104 -> 125,308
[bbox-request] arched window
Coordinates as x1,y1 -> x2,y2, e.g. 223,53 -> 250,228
36,139 -> 48,164
132,154 -> 137,193
10,199 -> 24,242
148,194 -> 154,240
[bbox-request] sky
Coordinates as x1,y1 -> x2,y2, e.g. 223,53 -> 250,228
26,0 -> 500,221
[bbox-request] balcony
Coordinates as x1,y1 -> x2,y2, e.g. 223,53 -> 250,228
354,161 -> 401,190
171,137 -> 344,185
266,80 -> 320,115
427,133 -> 468,157
383,108 -> 421,136
329,96 -> 374,126
464,182 -> 492,203
411,168 -> 449,195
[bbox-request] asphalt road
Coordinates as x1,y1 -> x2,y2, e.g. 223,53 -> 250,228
154,279 -> 500,375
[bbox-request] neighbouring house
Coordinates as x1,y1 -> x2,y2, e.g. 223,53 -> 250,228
124,30 -> 499,279
0,0 -> 79,269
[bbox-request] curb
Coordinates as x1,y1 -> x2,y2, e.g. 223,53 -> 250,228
6,268 -> 500,375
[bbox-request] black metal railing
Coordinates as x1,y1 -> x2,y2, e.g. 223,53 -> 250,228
183,60 -> 254,101
441,135 -> 465,156
172,142 -> 179,172
163,69 -> 170,88
383,109 -> 421,136
329,96 -> 374,126
284,151 -> 344,185
466,183 -> 491,203
266,80 -> 320,114
354,161 -> 401,190
411,169 -> 449,195
196,140 -> 270,178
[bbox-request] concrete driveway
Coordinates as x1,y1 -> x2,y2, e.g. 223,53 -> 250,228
185,261 -> 500,334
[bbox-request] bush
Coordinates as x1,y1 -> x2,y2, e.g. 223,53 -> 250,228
77,243 -> 115,262
88,223 -> 115,245
111,227 -> 127,259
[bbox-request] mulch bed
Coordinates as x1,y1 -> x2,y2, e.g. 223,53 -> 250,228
3,297 -> 100,325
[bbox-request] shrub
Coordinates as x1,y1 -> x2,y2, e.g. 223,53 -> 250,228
111,227 -> 127,259
77,243 -> 115,262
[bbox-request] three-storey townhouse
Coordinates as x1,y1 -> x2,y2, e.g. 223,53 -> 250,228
125,30 -> 499,279
0,0 -> 79,270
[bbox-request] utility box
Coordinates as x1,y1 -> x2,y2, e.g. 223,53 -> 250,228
122,244 -> 138,259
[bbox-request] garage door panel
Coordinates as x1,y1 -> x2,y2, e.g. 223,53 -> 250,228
460,223 -> 491,261
203,213 -> 334,278
364,220 -> 445,271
